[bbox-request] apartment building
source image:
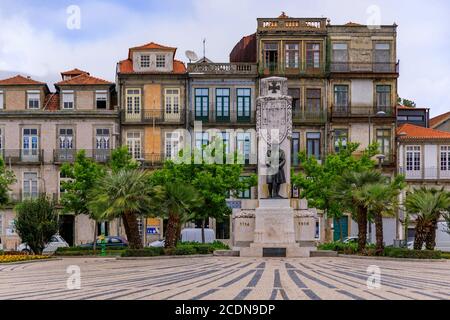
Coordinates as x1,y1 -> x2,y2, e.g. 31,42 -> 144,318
397,123 -> 450,250
0,71 -> 119,250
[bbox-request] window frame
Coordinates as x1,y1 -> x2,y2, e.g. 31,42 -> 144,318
27,91 -> 40,109
406,146 -> 421,172
285,43 -> 299,69
164,88 -> 180,115
23,172 -> 39,200
140,55 -> 150,68
441,146 -> 450,172
126,131 -> 142,160
125,88 -> 141,118
306,42 -> 321,69
195,88 -> 209,120
156,54 -> 166,68
306,132 -> 321,160
0,90 -> 4,109
215,88 -> 230,122
95,90 -> 108,110
236,88 -> 251,121
62,91 -> 75,110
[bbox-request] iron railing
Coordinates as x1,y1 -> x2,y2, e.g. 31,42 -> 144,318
122,109 -> 186,124
292,110 -> 326,123
1,149 -> 44,164
331,105 -> 395,117
53,149 -> 111,163
187,63 -> 258,75
329,62 -> 399,73
399,167 -> 450,180
189,110 -> 256,125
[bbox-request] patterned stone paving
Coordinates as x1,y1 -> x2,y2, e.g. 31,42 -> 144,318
0,257 -> 449,300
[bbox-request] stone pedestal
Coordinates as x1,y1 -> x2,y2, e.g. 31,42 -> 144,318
239,200 -> 315,258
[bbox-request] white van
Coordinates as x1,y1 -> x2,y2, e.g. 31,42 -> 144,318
181,228 -> 215,244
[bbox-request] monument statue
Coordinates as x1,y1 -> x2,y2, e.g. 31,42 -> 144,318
266,147 -> 286,199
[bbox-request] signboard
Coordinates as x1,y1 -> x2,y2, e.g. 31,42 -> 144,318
146,227 -> 160,235
226,201 -> 242,209
146,218 -> 161,235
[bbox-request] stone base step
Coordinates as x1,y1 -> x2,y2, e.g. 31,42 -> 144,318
240,245 -> 315,258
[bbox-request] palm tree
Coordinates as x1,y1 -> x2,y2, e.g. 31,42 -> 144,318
405,188 -> 450,250
356,175 -> 404,255
152,182 -> 202,249
88,169 -> 154,249
336,170 -> 386,253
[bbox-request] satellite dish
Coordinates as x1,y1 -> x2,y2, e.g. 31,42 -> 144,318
185,50 -> 199,63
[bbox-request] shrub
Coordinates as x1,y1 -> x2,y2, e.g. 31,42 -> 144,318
0,255 -> 50,264
442,252 -> 450,259
121,247 -> 164,257
383,247 -> 442,259
56,246 -> 125,253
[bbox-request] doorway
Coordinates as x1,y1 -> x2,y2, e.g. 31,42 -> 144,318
59,215 -> 75,246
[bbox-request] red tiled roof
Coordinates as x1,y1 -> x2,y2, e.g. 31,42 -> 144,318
55,73 -> 113,86
118,59 -> 186,74
44,93 -> 60,111
0,75 -> 46,86
430,112 -> 450,128
61,68 -> 89,76
128,42 -> 177,59
397,123 -> 450,140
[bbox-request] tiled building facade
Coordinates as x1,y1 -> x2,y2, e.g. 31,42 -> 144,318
1,14 -> 409,249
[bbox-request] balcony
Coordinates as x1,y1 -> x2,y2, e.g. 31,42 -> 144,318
1,149 -> 43,164
293,109 -> 326,123
189,111 -> 256,125
259,63 -> 326,77
331,105 -> 395,118
399,167 -> 450,181
257,18 -> 327,32
122,109 -> 186,124
187,63 -> 258,76
8,192 -> 59,204
53,149 -> 112,164
329,62 -> 399,74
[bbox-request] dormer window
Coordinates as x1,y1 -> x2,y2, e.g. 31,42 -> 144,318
96,91 -> 108,109
156,55 -> 166,68
27,91 -> 40,109
62,91 -> 74,109
140,55 -> 150,68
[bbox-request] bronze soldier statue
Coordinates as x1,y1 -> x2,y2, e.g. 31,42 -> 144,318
266,147 -> 286,198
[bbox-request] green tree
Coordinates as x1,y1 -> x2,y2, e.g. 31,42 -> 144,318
0,157 -> 16,206
397,97 -> 417,108
88,169 -> 155,249
109,146 -> 140,173
405,188 -> 450,250
151,147 -> 256,245
14,196 -> 59,255
292,142 -> 378,242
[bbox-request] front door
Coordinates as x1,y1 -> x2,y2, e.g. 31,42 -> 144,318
334,217 -> 349,242
59,215 -> 75,246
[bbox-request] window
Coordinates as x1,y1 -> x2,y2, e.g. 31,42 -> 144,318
377,129 -> 391,160
165,132 -> 180,160
62,91 -> 74,109
334,129 -> 348,153
0,128 -> 3,151
374,43 -> 391,72
59,171 -> 73,196
264,43 -> 278,71
441,146 -> 450,171
165,89 -> 180,114
23,172 -> 38,200
237,88 -> 251,120
195,132 -> 209,155
127,132 -> 142,160
306,89 -> 321,116
140,55 -> 150,68
222,132 -> 231,154
156,55 -> 166,68
237,177 -> 251,199
96,129 -> 110,150
306,132 -> 321,160
406,146 -> 421,171
59,129 -> 74,150
96,91 -> 107,109
216,88 -> 230,120
27,91 -> 40,109
195,88 -> 209,120
285,43 -> 299,68
22,128 -> 39,160
126,89 -> 141,119
288,88 -> 300,117
332,43 -> 348,71
0,91 -> 3,109
306,43 -> 321,69
291,132 -> 300,166
334,85 -> 348,112
236,132 -> 251,165
376,85 -> 391,113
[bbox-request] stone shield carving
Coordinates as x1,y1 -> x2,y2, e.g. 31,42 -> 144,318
256,96 -> 292,145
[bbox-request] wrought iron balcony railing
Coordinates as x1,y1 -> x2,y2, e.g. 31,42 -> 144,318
187,63 -> 258,75
1,149 -> 44,164
329,61 -> 399,74
399,167 -> 450,180
189,110 -> 256,125
53,149 -> 112,163
292,110 -> 326,123
8,192 -> 59,204
122,109 -> 186,124
331,105 -> 395,117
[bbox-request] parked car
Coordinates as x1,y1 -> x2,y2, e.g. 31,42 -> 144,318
148,239 -> 165,248
181,228 -> 215,244
18,235 -> 69,254
80,236 -> 129,249
342,236 -> 359,244
407,241 -> 426,250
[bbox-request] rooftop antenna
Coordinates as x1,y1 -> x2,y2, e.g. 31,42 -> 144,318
203,38 -> 206,60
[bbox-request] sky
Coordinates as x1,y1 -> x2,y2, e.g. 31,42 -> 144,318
0,0 -> 449,117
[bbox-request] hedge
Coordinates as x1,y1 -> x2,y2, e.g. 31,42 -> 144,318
56,246 -> 126,253
121,242 -> 229,257
383,247 -> 442,259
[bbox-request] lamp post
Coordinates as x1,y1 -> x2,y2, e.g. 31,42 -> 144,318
368,110 -> 387,146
